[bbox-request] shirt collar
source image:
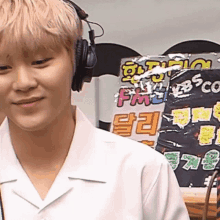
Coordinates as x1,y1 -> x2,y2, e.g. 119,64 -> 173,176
62,106 -> 108,183
0,116 -> 19,183
0,106 -> 108,184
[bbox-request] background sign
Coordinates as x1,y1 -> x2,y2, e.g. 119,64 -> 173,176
110,55 -> 172,148
110,52 -> 220,187
155,52 -> 220,187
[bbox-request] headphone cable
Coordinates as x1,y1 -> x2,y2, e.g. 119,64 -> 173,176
86,20 -> 105,38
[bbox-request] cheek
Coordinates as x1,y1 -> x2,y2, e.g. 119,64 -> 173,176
40,62 -> 73,93
0,78 -> 13,107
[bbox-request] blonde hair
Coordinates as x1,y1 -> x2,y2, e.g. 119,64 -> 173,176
0,0 -> 83,58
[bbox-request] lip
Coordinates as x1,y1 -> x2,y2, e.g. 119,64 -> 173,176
14,97 -> 44,105
14,98 -> 44,108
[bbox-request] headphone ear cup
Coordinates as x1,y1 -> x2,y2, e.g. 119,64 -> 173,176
72,39 -> 88,92
83,48 -> 95,83
71,40 -> 80,91
72,39 -> 96,91
81,39 -> 89,66
75,40 -> 83,68
86,46 -> 96,68
75,39 -> 89,70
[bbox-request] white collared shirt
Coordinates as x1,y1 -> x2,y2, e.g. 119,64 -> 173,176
0,107 -> 190,220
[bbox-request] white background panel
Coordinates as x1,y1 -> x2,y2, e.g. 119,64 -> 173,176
98,75 -> 120,122
76,0 -> 220,55
71,78 -> 98,126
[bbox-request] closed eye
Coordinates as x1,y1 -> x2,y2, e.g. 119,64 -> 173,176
32,58 -> 53,65
0,58 -> 53,72
0,65 -> 10,71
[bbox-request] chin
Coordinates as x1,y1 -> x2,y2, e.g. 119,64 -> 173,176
18,123 -> 48,132
10,114 -> 52,132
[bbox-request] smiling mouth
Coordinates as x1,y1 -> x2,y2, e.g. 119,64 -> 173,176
20,100 -> 40,104
14,98 -> 44,107
14,98 -> 44,105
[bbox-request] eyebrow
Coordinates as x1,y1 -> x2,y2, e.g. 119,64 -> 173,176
0,54 -> 10,59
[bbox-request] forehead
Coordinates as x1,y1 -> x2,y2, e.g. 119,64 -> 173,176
0,32 -> 63,60
0,45 -> 63,62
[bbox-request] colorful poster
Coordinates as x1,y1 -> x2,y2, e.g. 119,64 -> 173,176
110,55 -> 173,148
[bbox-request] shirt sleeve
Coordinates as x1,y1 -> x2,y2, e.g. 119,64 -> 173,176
142,157 -> 190,220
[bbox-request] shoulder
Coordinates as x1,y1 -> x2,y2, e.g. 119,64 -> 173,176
94,128 -> 174,200
94,127 -> 168,170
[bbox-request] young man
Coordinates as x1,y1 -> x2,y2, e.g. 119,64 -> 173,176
0,0 -> 190,219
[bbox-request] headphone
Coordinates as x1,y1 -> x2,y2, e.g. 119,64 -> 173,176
64,1 -> 98,92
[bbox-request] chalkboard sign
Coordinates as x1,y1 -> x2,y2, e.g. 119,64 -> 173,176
155,53 -> 220,188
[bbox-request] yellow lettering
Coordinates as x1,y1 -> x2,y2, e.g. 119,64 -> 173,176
146,61 -> 160,70
172,108 -> 191,128
199,126 -> 216,145
168,60 -> 184,68
190,59 -> 211,69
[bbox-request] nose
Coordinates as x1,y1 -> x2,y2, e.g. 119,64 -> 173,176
12,66 -> 38,91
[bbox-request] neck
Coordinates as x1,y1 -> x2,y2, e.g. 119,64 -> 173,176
8,104 -> 76,170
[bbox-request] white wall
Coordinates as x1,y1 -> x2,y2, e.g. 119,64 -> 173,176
77,0 -> 220,55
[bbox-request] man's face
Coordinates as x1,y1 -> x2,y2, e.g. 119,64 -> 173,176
0,45 -> 74,131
